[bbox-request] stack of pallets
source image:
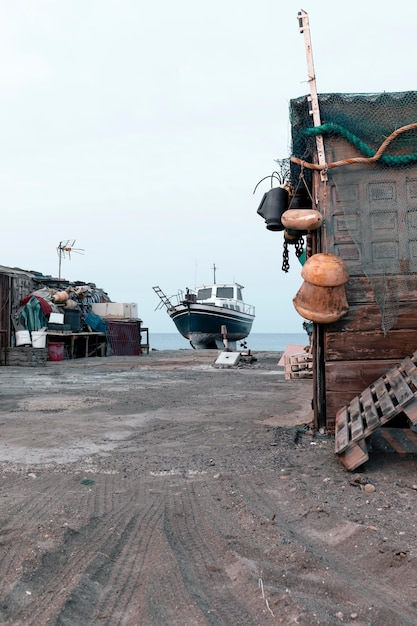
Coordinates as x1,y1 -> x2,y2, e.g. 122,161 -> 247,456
284,352 -> 313,380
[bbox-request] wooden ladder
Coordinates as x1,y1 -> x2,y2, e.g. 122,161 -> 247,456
335,351 -> 417,470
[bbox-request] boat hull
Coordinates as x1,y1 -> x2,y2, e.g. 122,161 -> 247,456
169,303 -> 254,349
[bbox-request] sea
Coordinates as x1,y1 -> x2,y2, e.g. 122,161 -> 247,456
148,332 -> 309,352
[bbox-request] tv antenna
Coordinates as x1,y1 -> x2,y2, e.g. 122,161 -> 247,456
57,239 -> 84,279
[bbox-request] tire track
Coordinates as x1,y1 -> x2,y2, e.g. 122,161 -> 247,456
0,472 -> 90,599
59,477 -> 212,626
163,481 -> 261,626
87,482 -> 204,626
1,477 -> 152,625
82,486 -> 166,625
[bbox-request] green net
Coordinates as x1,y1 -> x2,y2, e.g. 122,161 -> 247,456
289,91 -> 417,333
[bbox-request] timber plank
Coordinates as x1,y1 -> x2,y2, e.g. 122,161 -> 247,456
326,330 -> 417,361
337,439 -> 369,472
399,356 -> 417,389
372,379 -> 396,421
335,407 -> 349,453
349,396 -> 364,442
325,359 -> 398,390
343,275 -> 417,307
384,368 -> 414,406
327,302 -> 417,333
360,387 -> 380,431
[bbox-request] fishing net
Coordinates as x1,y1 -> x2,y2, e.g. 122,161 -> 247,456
289,91 -> 417,333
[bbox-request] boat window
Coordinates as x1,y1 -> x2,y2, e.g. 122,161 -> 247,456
229,305 -> 235,310
197,288 -> 212,300
235,305 -> 240,311
237,287 -> 243,300
216,287 -> 234,298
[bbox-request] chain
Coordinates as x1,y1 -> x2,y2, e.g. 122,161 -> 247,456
282,235 -> 305,271
282,240 -> 290,273
295,236 -> 304,258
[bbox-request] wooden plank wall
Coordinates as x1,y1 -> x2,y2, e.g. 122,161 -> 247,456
0,273 -> 36,346
324,277 -> 417,431
0,274 -> 10,333
316,219 -> 417,432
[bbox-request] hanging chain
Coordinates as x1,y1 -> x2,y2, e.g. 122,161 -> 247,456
295,236 -> 304,258
282,235 -> 305,271
282,239 -> 290,272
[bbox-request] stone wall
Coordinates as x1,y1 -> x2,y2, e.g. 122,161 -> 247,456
1,347 -> 48,367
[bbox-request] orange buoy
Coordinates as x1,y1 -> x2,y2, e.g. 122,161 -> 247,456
281,208 -> 322,231
293,253 -> 349,324
301,253 -> 349,287
52,290 -> 70,303
293,282 -> 349,324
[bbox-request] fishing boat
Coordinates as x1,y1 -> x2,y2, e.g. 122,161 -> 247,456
153,271 -> 255,350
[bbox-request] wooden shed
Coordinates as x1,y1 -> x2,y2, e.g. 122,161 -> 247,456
289,91 -> 417,438
0,265 -> 38,347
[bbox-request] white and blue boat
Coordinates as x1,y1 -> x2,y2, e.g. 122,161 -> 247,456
153,277 -> 255,350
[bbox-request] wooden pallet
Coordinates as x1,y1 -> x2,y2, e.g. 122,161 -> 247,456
335,351 -> 417,470
284,352 -> 313,380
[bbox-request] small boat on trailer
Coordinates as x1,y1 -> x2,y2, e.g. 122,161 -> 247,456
153,273 -> 255,350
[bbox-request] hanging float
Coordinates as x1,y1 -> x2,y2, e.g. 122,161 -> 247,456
293,253 -> 349,324
281,208 -> 322,232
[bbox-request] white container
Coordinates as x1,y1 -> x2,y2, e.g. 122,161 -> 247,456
49,312 -> 64,324
123,303 -> 138,319
31,331 -> 46,348
91,302 -> 138,319
91,303 -> 113,317
16,330 -> 31,346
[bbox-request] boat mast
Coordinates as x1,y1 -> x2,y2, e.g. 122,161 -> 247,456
213,263 -> 217,284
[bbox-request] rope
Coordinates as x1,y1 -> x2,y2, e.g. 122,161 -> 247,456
291,122 -> 417,171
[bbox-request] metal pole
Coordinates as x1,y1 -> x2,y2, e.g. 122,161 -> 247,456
58,242 -> 62,280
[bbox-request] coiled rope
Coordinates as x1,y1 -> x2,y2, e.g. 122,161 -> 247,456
290,122 -> 417,171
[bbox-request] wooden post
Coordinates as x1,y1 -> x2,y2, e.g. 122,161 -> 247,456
297,10 -> 327,181
221,325 -> 228,350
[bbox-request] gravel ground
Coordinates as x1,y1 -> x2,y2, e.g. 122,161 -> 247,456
0,349 -> 417,625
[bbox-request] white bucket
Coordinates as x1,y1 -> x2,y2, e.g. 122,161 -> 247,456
31,331 -> 46,348
16,330 -> 31,346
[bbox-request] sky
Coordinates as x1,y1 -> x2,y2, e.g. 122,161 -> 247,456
0,1 -> 416,333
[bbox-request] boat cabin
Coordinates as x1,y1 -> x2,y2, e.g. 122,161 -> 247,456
184,283 -> 255,316
197,284 -> 243,306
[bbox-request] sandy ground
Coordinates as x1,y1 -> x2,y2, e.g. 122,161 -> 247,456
1,349 -> 417,625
